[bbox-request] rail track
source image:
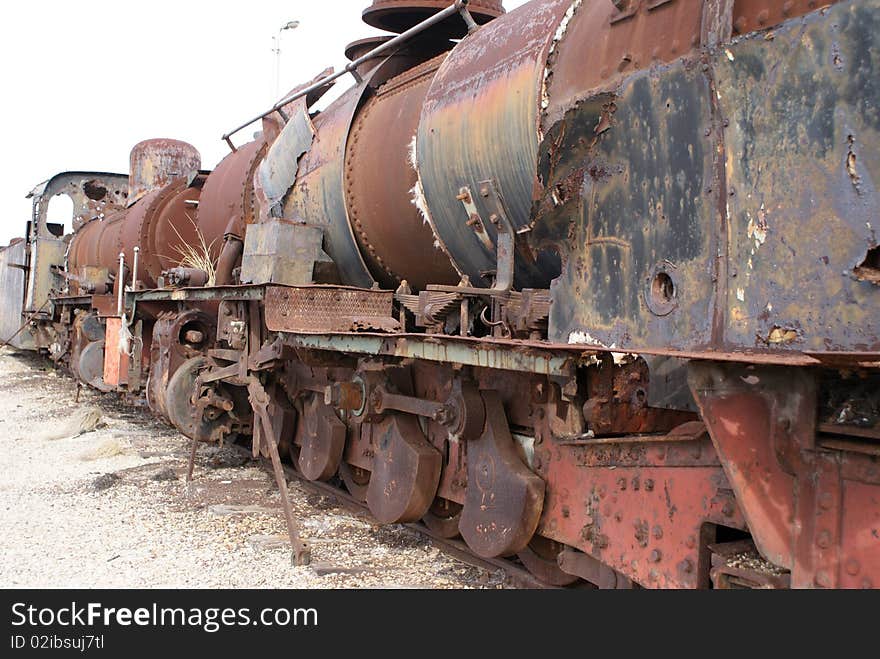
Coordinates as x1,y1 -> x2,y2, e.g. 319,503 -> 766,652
234,444 -> 564,590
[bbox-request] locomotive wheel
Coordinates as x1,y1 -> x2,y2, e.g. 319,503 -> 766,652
339,462 -> 370,502
459,392 -> 545,558
286,399 -> 302,470
287,440 -> 301,470
78,340 -> 113,393
296,395 -> 346,482
166,356 -> 231,443
365,414 -> 441,524
517,536 -> 580,587
422,498 -> 462,538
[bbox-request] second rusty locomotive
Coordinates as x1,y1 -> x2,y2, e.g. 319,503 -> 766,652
3,0 -> 880,589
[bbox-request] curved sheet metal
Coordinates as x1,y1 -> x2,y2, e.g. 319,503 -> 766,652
416,0 -> 571,288
200,138 -> 266,242
282,84 -> 375,287
344,57 -> 459,290
277,48 -> 459,288
258,105 -> 314,218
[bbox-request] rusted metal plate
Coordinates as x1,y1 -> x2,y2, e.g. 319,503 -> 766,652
538,62 -> 717,351
717,1 -> 880,352
417,0 -> 571,288
264,285 -> 398,333
541,0 -> 705,127
281,332 -> 580,375
690,361 -> 880,589
257,99 -> 315,219
25,234 -> 65,316
0,240 -> 30,349
731,0 -> 840,36
103,316 -> 128,387
295,395 -> 347,482
537,0 -> 879,358
240,220 -> 330,286
365,413 -> 441,524
281,84 -> 375,288
459,391 -> 545,558
27,171 -> 128,234
534,431 -> 746,589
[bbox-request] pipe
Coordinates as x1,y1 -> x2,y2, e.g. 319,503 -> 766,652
215,235 -> 244,286
117,252 -> 125,315
131,246 -> 140,292
221,1 -> 478,150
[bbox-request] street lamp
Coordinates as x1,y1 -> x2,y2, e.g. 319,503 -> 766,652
273,20 -> 300,100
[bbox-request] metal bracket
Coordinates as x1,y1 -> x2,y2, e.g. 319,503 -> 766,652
478,179 -> 516,293
458,0 -> 480,34
458,186 -> 494,251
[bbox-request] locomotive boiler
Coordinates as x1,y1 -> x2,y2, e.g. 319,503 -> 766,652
3,0 -> 879,589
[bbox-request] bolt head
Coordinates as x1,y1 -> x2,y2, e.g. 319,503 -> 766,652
815,571 -> 832,588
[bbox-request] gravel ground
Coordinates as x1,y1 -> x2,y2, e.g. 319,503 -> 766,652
0,348 -> 509,589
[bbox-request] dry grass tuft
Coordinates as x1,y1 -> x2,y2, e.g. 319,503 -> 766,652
39,407 -> 103,442
165,213 -> 218,286
79,437 -> 127,462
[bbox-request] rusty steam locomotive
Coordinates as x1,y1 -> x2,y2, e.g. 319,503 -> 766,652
2,0 -> 878,588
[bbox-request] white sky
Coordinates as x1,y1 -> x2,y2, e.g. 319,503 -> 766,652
0,0 -> 528,245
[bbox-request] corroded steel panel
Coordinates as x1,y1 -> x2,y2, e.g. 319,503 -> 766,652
0,240 -> 30,349
240,221 -> 328,286
717,0 -> 880,352
258,101 -> 315,218
541,0 -> 706,127
535,437 -> 746,589
540,64 -> 717,350
28,171 -> 128,234
731,0 -> 841,36
690,361 -> 880,589
264,285 -> 397,333
26,236 -> 66,315
103,316 -> 129,387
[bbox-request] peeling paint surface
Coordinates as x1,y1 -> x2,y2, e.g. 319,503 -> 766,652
718,0 -> 880,351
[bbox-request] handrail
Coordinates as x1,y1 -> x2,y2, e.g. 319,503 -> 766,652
221,0 -> 479,151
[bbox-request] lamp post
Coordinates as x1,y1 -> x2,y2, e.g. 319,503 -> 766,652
273,20 -> 300,100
